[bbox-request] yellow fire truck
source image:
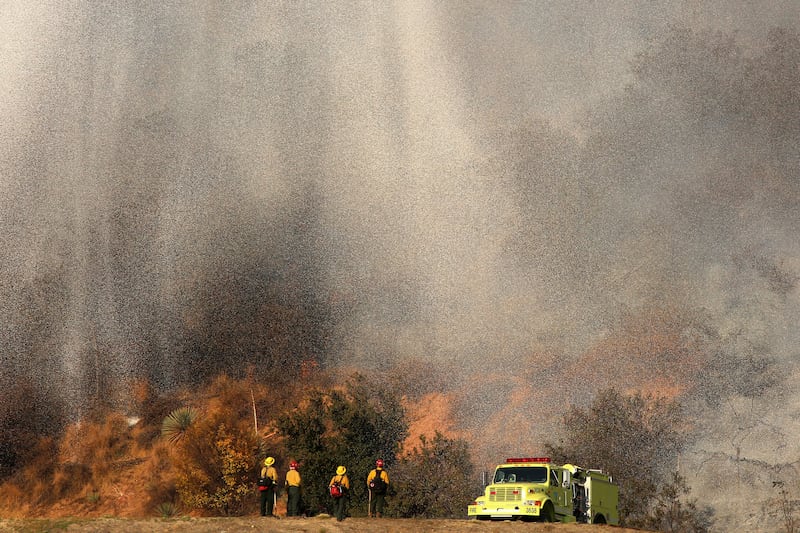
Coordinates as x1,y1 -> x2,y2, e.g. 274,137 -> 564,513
467,457 -> 619,524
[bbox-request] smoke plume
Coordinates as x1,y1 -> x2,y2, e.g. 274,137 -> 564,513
1,2 -> 799,528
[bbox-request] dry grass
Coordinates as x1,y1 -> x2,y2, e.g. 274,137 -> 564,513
0,517 -> 644,532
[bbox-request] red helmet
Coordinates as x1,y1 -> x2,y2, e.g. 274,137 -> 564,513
290,461 -> 298,469
376,459 -> 384,468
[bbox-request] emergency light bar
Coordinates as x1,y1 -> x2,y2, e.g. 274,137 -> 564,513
505,457 -> 551,463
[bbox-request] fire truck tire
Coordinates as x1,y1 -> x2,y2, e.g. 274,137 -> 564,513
592,514 -> 606,524
541,501 -> 555,522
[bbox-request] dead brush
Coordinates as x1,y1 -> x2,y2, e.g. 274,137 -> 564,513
0,483 -> 27,518
52,462 -> 92,499
59,413 -> 133,482
12,436 -> 60,506
139,440 -> 179,514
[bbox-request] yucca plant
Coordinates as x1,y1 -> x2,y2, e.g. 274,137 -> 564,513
155,501 -> 178,518
161,407 -> 199,444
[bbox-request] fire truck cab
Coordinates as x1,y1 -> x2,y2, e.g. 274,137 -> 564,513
467,457 -> 619,525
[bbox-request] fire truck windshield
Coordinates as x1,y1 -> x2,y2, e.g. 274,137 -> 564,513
493,466 -> 548,484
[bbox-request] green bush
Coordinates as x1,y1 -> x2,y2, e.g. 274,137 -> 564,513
276,373 -> 408,515
390,432 -> 479,518
545,388 -> 712,530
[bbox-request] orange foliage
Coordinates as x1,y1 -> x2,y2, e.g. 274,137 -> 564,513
401,392 -> 460,455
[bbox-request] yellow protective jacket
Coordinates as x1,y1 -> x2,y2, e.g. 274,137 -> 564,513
329,474 -> 350,490
286,469 -> 301,487
260,465 -> 278,484
367,468 -> 389,488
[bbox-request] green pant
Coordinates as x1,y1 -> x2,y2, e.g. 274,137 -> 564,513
332,495 -> 347,521
286,486 -> 301,516
260,487 -> 275,516
369,491 -> 386,516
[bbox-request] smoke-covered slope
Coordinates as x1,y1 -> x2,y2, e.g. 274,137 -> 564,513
1,3 -> 799,529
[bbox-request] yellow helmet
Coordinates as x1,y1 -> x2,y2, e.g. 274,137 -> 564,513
264,457 -> 275,466
336,465 -> 346,475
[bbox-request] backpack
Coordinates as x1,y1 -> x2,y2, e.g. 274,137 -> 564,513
369,470 -> 387,495
330,481 -> 344,498
258,476 -> 273,491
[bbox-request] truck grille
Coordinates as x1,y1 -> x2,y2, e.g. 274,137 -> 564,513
489,486 -> 522,502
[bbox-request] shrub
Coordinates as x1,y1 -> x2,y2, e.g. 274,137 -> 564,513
175,422 -> 257,515
9,436 -> 59,507
643,472 -> 714,532
546,388 -> 681,522
130,381 -> 184,446
545,388 -> 709,529
161,407 -> 199,444
141,441 -> 179,515
0,379 -> 65,480
276,373 -> 408,515
85,490 -> 100,506
155,501 -> 178,518
391,432 -> 479,518
770,482 -> 798,533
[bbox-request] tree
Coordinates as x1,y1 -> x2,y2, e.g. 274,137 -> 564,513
643,472 -> 714,533
390,432 -> 479,518
276,373 -> 408,515
545,388 -> 688,527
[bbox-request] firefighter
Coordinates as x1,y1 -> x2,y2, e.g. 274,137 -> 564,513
367,458 -> 390,517
259,457 -> 278,517
329,465 -> 350,521
285,460 -> 302,516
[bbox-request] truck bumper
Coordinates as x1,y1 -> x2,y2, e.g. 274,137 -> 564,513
468,504 -> 541,519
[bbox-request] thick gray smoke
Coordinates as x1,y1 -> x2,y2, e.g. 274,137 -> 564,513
1,2 -> 799,529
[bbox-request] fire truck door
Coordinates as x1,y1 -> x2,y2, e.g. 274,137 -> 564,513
551,469 -> 569,511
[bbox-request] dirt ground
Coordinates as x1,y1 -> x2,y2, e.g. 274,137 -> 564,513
0,516 -> 644,533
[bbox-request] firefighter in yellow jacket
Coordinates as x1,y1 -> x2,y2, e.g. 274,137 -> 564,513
285,460 -> 301,516
259,457 -> 278,517
367,458 -> 390,517
329,465 -> 350,521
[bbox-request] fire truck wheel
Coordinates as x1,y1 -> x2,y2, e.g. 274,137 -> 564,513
541,501 -> 555,522
592,514 -> 606,524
